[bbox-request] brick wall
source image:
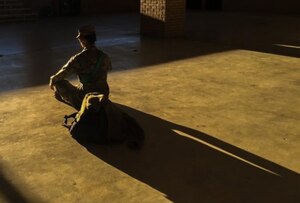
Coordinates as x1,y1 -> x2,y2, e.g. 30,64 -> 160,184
165,0 -> 185,37
140,0 -> 166,36
140,0 -> 185,37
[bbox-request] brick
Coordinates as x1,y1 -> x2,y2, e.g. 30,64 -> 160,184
140,0 -> 185,37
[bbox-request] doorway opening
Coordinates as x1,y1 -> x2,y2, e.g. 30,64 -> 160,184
206,0 -> 222,11
186,0 -> 222,11
186,0 -> 203,11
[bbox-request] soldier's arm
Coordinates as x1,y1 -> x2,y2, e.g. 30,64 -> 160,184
103,54 -> 112,72
49,56 -> 80,87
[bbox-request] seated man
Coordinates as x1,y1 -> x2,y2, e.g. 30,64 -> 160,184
49,25 -> 112,110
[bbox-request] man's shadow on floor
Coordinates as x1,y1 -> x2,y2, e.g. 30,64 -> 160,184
80,104 -> 299,203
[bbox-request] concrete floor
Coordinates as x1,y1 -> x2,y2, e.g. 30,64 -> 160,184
0,12 -> 300,203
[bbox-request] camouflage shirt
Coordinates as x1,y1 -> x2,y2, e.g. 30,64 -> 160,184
51,45 -> 112,93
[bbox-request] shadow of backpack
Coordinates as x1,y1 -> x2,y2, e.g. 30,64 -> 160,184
63,92 -> 144,149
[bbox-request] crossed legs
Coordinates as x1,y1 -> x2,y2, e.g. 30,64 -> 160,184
52,80 -> 85,111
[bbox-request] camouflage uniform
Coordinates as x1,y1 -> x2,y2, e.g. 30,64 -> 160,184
50,45 -> 112,110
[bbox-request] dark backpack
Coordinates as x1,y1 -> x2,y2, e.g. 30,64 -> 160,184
63,101 -> 108,144
63,93 -> 144,148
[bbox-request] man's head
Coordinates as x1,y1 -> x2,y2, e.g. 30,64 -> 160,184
76,25 -> 96,47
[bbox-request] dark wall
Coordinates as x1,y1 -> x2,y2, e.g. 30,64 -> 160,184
81,0 -> 139,15
29,0 -> 52,12
29,0 -> 139,15
186,0 -> 223,11
186,0 -> 300,13
186,0 -> 203,10
206,0 -> 222,10
29,0 -> 300,15
223,0 -> 300,14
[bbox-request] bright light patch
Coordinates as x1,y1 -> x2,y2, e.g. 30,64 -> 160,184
274,44 -> 300,49
173,129 -> 280,176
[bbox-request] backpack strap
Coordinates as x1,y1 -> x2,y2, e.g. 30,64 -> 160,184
62,112 -> 77,129
80,51 -> 104,84
91,51 -> 104,77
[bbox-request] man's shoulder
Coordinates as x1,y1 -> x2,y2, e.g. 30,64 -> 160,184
69,47 -> 110,65
68,49 -> 91,65
73,48 -> 89,59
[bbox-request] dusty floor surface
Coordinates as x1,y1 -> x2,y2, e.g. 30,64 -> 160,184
0,12 -> 300,202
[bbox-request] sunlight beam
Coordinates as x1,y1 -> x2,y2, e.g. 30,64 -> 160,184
274,44 -> 300,49
173,129 -> 280,176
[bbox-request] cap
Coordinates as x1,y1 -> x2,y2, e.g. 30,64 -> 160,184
76,25 -> 96,38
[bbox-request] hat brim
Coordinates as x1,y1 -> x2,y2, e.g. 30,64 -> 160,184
76,33 -> 93,39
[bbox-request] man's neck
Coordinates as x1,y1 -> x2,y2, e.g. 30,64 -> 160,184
83,44 -> 96,50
